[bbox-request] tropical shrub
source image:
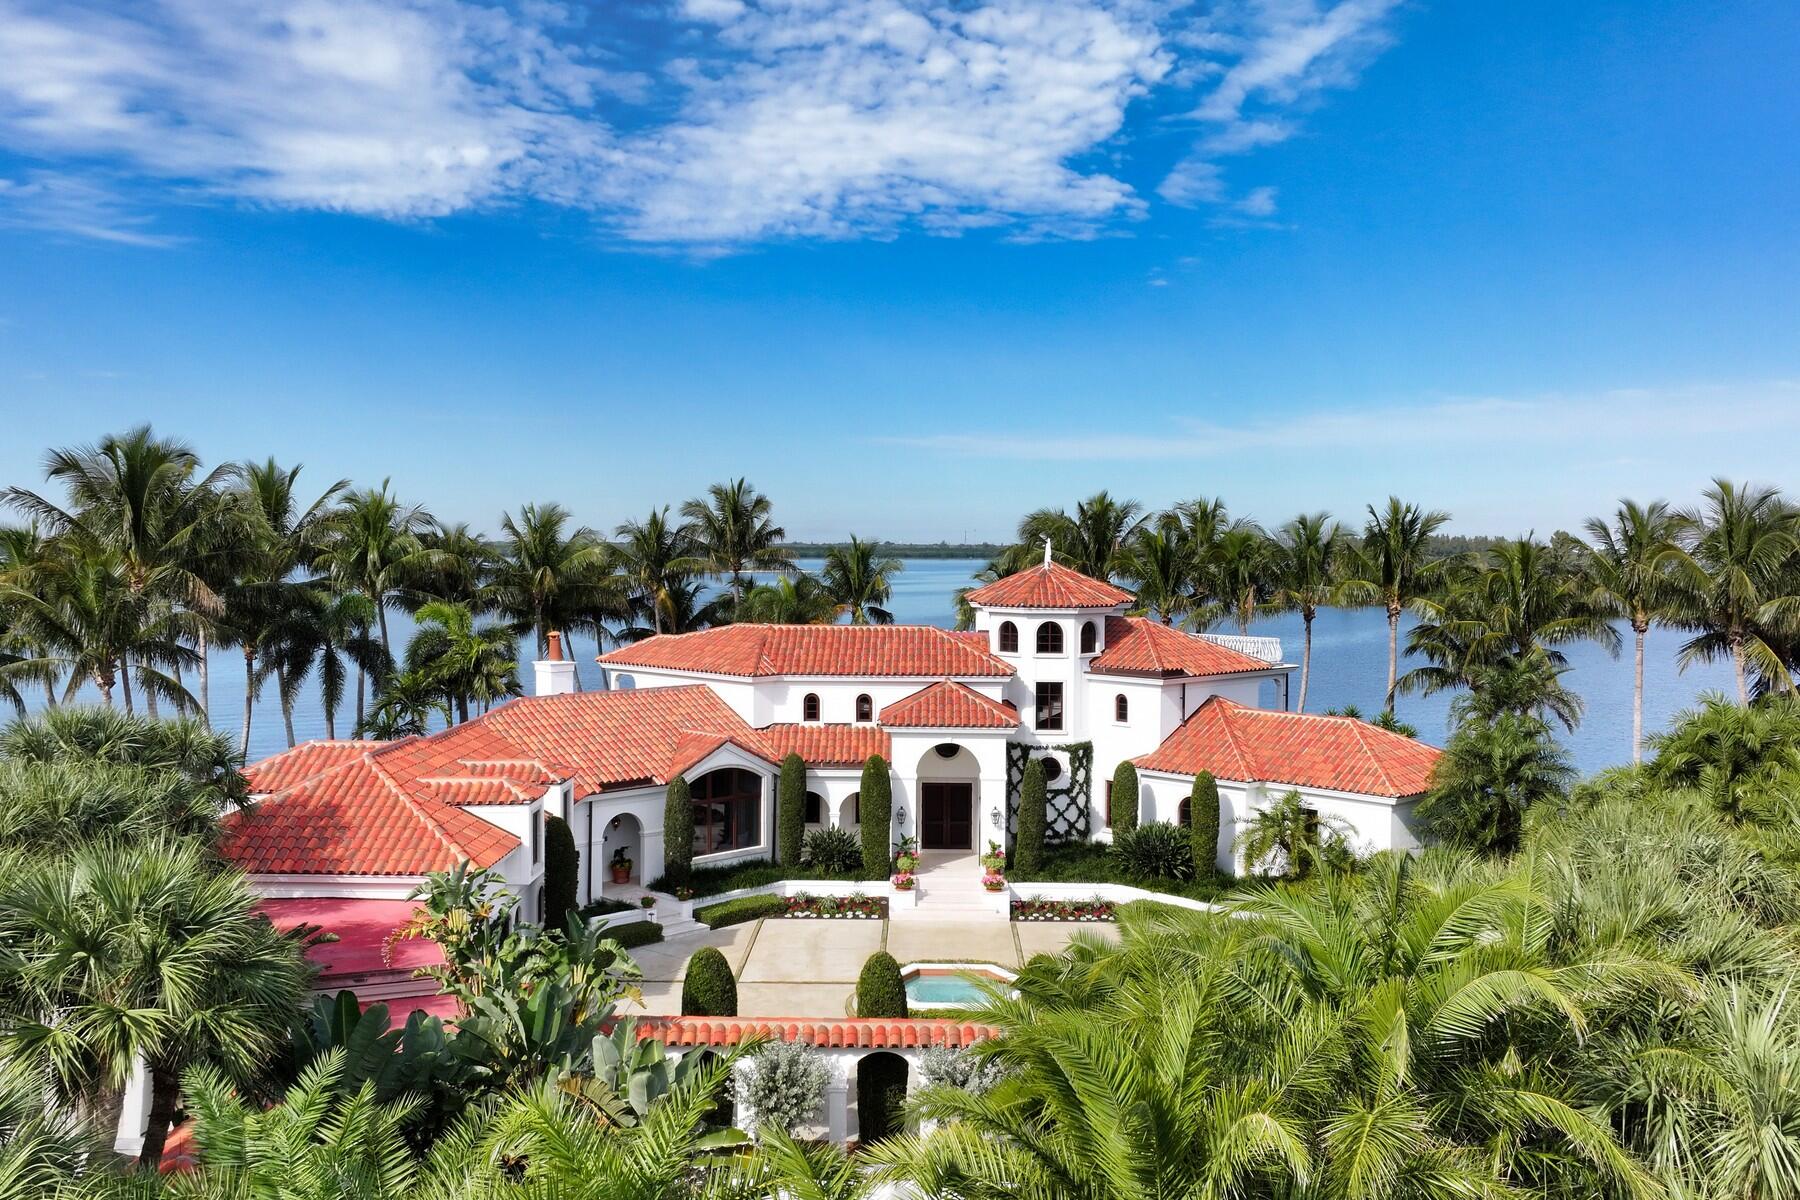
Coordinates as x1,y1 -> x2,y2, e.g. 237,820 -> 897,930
743,1040 -> 827,1138
1109,761 -> 1139,836
542,813 -> 578,929
777,752 -> 806,866
1109,821 -> 1194,881
694,894 -> 785,929
1236,789 -> 1353,880
1420,711 -> 1574,854
662,774 -> 694,884
680,947 -> 738,1017
802,826 -> 862,875
856,951 -> 909,1018
859,754 -> 892,876
916,1045 -> 1008,1095
1015,758 -> 1046,874
1189,769 -> 1220,876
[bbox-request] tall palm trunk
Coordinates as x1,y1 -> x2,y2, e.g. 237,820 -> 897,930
96,667 -> 114,708
277,663 -> 296,748
142,658 -> 158,719
1730,630 -> 1748,704
120,659 -> 134,714
355,665 -> 366,733
375,594 -> 391,658
240,646 -> 256,758
1384,601 -> 1401,711
1632,620 -> 1646,762
197,626 -> 210,720
1298,609 -> 1314,713
138,1064 -> 181,1169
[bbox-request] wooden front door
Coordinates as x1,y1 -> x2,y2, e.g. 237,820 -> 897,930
920,782 -> 973,850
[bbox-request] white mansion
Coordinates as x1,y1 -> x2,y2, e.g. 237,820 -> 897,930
224,557 -> 1440,910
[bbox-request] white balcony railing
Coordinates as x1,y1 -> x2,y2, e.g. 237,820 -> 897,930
1199,634 -> 1284,663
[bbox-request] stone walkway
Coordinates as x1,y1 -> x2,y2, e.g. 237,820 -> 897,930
620,917 -> 1117,1018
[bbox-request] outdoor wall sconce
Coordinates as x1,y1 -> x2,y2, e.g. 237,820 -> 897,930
894,807 -> 907,825
608,815 -> 622,832
990,807 -> 1002,826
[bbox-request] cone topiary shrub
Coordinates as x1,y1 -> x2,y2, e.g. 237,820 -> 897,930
1110,761 -> 1139,837
541,813 -> 578,928
1190,770 -> 1221,877
856,950 -> 909,1018
1015,758 -> 1046,874
663,775 -> 694,886
681,946 -> 738,1016
859,754 -> 892,878
777,752 -> 806,866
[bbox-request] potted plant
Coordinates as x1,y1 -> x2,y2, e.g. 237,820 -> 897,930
891,870 -> 917,892
638,895 -> 656,910
981,869 -> 1006,893
892,835 -> 920,875
609,847 -> 634,885
980,840 -> 1006,873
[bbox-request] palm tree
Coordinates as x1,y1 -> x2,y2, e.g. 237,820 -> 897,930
1265,513 -> 1342,712
679,478 -> 793,606
1205,523 -> 1272,635
1669,479 -> 1800,703
412,520 -> 496,610
313,480 -> 438,659
0,525 -> 56,714
820,536 -> 902,624
1418,710 -> 1575,853
615,506 -> 699,636
1584,499 -> 1686,760
1339,497 -> 1453,711
738,574 -> 838,624
2,426 -> 232,719
1115,521 -> 1195,626
491,502 -> 618,676
1234,787 -> 1351,879
404,600 -> 521,723
358,669 -> 450,739
281,585 -> 385,740
0,1057 -> 103,1200
1017,491 -> 1143,579
0,836 -> 308,1168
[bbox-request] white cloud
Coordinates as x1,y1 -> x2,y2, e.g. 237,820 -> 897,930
1237,184 -> 1277,216
0,0 -> 1406,247
0,170 -> 184,245
882,382 -> 1800,461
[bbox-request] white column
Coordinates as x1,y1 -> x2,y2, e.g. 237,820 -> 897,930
823,1072 -> 851,1144
113,1055 -> 151,1156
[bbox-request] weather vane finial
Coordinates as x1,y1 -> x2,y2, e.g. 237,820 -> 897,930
1042,535 -> 1053,567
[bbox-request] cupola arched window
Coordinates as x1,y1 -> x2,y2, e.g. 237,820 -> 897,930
855,693 -> 874,722
1114,694 -> 1129,723
802,693 -> 821,721
998,621 -> 1018,653
1080,621 -> 1097,654
1036,622 -> 1063,655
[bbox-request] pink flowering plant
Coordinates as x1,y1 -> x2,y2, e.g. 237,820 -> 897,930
981,869 -> 1007,892
1010,896 -> 1116,922
892,870 -> 917,891
979,840 -> 1007,873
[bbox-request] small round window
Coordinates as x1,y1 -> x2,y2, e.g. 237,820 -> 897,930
1040,757 -> 1063,782
933,743 -> 961,760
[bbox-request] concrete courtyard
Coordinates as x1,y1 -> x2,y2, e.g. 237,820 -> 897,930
621,918 -> 1117,1018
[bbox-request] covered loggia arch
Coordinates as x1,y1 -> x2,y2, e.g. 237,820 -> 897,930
854,1051 -> 910,1145
913,742 -> 979,851
600,811 -> 645,888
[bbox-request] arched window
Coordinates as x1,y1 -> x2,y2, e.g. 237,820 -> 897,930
998,621 -> 1018,653
1178,798 -> 1191,827
802,692 -> 821,721
691,768 -> 762,855
804,791 -> 823,825
614,673 -> 636,690
1036,622 -> 1063,654
1114,693 -> 1129,723
855,693 -> 874,722
1080,620 -> 1097,654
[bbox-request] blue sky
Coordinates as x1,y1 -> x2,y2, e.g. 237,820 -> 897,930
0,0 -> 1795,543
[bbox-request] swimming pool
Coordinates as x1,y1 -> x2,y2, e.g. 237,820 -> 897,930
901,962 -> 1016,1008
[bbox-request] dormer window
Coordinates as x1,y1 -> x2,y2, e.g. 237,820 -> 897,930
855,693 -> 874,722
1036,622 -> 1063,655
998,621 -> 1018,653
802,693 -> 821,722
1080,620 -> 1097,655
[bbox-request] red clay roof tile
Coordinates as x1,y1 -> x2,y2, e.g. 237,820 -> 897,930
1134,697 -> 1442,798
964,561 -> 1133,609
241,739 -> 383,794
759,723 -> 891,766
1090,615 -> 1272,678
879,680 -> 1019,729
598,624 -> 1011,678
634,1015 -> 998,1049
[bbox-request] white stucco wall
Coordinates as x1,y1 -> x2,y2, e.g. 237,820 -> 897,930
583,744 -> 776,885
1139,769 -> 1419,873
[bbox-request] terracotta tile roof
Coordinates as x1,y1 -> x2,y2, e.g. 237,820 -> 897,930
1090,616 -> 1272,678
880,680 -> 1019,729
419,777 -> 541,806
760,723 -> 891,767
241,739 -> 383,794
1134,697 -> 1442,798
964,561 -> 1133,609
598,623 -> 1012,678
221,752 -> 521,876
635,1015 -> 998,1050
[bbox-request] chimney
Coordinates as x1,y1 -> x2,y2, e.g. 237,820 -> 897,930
533,631 -> 577,697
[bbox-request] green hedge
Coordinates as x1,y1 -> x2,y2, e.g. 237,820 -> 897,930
649,856 -> 878,898
1110,761 -> 1139,836
681,946 -> 737,1016
856,951 -> 909,1018
542,813 -> 578,929
1015,758 -> 1047,874
1007,842 -> 1229,902
663,776 -> 694,885
777,752 -> 806,866
608,920 -> 664,949
694,893 -> 786,929
1190,771 -> 1221,877
860,755 -> 892,877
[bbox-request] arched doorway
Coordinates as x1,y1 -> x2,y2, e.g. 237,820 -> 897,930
601,811 -> 644,890
915,743 -> 977,851
855,1051 -> 909,1145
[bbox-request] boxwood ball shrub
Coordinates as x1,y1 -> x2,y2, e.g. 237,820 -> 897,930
856,950 -> 909,1018
802,826 -> 861,876
1109,821 -> 1196,881
1014,758 -> 1047,874
680,946 -> 738,1016
663,775 -> 694,885
1110,761 -> 1139,837
1190,770 -> 1221,877
777,752 -> 806,866
541,813 -> 578,929
859,754 -> 892,878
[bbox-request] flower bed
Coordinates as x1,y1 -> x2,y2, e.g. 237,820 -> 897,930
1011,896 -> 1116,922
783,891 -> 887,920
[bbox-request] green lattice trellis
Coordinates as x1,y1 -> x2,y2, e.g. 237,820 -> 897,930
1006,740 -> 1093,847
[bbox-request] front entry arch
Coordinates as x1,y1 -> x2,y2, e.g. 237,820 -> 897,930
919,782 -> 973,850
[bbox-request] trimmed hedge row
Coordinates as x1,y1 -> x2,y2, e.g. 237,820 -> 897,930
695,894 -> 787,929
608,920 -> 664,949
